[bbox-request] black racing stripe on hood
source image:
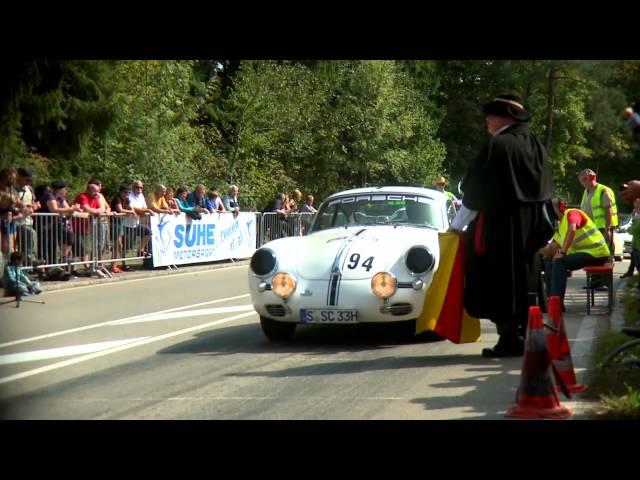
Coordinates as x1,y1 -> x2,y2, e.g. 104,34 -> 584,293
328,269 -> 340,306
326,228 -> 367,306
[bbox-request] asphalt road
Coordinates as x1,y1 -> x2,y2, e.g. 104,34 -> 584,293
0,261 -> 624,419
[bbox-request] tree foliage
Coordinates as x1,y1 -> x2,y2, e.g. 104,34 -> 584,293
1,60 -> 638,210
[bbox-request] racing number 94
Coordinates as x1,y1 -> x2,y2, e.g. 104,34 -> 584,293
347,253 -> 374,271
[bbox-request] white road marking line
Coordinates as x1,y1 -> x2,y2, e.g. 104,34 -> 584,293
112,305 -> 254,325
0,294 -> 251,349
42,264 -> 248,294
0,337 -> 150,366
0,311 -> 257,385
163,396 -> 408,401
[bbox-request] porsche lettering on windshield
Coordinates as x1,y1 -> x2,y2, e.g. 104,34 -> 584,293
328,194 -> 433,206
313,194 -> 444,232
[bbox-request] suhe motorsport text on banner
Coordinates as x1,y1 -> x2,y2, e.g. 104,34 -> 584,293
150,212 -> 257,267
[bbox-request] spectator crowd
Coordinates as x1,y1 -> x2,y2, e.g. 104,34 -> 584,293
0,168 -> 318,288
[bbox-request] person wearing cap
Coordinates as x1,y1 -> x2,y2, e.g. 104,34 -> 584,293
38,180 -> 83,264
13,167 -> 39,264
577,168 -> 618,256
449,94 -> 555,358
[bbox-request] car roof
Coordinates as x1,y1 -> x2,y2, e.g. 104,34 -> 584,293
325,186 -> 448,202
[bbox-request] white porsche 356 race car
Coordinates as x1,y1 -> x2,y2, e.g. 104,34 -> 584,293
248,186 -> 457,341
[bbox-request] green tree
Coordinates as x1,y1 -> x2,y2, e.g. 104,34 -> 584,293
98,60 -> 212,192
1,61 -> 116,189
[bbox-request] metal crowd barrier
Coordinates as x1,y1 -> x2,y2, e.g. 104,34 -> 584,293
2,212 -> 156,276
258,212 -> 315,246
0,211 -> 316,278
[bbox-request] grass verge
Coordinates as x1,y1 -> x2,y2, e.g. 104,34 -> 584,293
587,278 -> 640,419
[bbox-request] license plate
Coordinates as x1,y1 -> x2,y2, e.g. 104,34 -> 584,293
300,308 -> 358,323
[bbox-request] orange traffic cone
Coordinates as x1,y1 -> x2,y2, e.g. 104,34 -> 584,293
546,296 -> 587,394
506,306 -> 572,419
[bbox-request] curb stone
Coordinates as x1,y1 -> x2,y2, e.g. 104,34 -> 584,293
37,259 -> 250,293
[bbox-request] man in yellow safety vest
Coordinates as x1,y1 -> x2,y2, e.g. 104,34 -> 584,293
541,199 -> 610,303
578,168 -> 618,254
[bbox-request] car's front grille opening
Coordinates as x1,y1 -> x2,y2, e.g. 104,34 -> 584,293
379,303 -> 413,316
265,304 -> 287,317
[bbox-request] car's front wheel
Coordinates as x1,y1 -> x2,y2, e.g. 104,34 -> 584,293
260,316 -> 297,341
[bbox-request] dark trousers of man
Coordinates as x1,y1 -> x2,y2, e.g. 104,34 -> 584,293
545,253 -> 608,302
16,224 -> 37,263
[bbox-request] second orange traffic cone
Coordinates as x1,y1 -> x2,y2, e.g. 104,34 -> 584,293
546,296 -> 587,394
506,305 -> 572,419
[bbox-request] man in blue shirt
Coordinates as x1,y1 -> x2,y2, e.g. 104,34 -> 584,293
186,184 -> 212,214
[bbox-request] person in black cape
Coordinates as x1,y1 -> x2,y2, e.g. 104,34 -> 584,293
450,94 -> 555,357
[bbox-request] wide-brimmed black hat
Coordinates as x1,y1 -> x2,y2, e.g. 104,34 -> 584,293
483,94 -> 531,121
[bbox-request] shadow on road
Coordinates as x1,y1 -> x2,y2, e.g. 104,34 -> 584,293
408,363 -> 522,419
226,353 -> 510,378
158,320 -> 524,419
157,321 -> 446,357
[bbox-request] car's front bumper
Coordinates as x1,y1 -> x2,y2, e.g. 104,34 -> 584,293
249,277 -> 428,323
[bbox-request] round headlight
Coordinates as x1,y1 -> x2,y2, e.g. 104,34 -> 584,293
250,248 -> 277,276
371,272 -> 397,299
272,272 -> 297,298
405,246 -> 435,274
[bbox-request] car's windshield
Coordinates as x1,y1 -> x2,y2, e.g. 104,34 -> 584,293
310,193 -> 445,233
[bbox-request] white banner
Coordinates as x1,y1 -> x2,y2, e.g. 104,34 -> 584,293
150,212 -> 257,267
